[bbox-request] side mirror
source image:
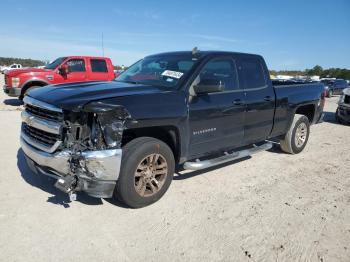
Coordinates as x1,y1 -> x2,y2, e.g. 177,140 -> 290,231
58,64 -> 69,75
193,78 -> 224,94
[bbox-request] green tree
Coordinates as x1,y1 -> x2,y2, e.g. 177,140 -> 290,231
0,57 -> 45,67
307,65 -> 323,76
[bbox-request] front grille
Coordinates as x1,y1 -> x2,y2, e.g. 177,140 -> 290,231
344,95 -> 350,104
22,123 -> 61,147
26,104 -> 63,122
22,97 -> 64,153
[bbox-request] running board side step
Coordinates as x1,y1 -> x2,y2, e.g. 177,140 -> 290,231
183,142 -> 273,171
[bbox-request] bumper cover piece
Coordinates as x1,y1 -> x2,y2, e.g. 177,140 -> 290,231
55,176 -> 77,193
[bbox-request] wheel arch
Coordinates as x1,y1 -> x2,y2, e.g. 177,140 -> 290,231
20,79 -> 49,97
294,103 -> 316,123
122,125 -> 181,163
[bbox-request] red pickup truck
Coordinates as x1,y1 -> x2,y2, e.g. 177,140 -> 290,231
3,56 -> 116,99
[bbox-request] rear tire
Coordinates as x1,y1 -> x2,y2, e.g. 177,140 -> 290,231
115,137 -> 175,208
280,114 -> 310,154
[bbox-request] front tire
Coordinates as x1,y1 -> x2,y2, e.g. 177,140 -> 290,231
115,137 -> 175,208
280,114 -> 310,154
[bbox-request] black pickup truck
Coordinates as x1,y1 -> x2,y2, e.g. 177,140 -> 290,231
20,50 -> 325,208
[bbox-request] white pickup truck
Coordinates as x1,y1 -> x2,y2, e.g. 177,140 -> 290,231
0,64 -> 22,74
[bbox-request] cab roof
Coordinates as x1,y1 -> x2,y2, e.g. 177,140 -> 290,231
146,50 -> 261,59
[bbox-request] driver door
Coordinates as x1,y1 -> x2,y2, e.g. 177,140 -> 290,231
57,58 -> 87,83
188,56 -> 246,158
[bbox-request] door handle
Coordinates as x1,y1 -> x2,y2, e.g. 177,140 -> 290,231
233,99 -> 243,105
264,96 -> 272,101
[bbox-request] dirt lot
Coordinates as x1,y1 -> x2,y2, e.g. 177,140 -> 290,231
0,75 -> 349,262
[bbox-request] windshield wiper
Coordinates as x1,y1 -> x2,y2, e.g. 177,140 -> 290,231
116,80 -> 139,85
115,80 -> 169,88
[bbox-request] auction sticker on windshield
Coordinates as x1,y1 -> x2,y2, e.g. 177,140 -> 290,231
161,70 -> 184,79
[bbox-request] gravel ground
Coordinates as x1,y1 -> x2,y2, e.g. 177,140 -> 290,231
0,75 -> 349,262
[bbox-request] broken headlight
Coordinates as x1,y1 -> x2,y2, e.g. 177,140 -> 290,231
84,101 -> 131,149
100,119 -> 124,148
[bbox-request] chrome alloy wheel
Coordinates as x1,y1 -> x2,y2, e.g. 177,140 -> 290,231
134,153 -> 168,197
295,122 -> 308,147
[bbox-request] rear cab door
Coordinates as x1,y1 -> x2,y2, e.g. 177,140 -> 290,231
237,55 -> 275,144
87,58 -> 115,81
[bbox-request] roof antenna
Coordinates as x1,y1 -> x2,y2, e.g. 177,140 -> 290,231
192,46 -> 200,55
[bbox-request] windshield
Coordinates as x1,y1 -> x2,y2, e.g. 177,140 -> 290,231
44,57 -> 67,70
116,54 -> 199,88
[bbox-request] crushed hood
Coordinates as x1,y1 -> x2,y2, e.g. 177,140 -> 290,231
28,81 -> 171,111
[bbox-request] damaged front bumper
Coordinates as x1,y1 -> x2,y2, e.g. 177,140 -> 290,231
20,136 -> 122,198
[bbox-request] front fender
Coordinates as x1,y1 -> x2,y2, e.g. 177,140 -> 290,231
20,78 -> 50,96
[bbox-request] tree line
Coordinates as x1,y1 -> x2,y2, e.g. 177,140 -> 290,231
0,57 -> 46,67
270,65 -> 350,80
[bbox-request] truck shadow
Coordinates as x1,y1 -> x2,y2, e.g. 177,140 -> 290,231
323,111 -> 350,126
322,111 -> 337,124
17,149 -> 105,208
4,99 -> 23,106
266,146 -> 283,154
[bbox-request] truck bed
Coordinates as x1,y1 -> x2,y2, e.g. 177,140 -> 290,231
270,81 -> 325,138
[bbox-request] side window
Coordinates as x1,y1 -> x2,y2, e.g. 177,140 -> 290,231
91,59 -> 108,73
239,58 -> 266,89
66,59 -> 86,72
198,58 -> 238,91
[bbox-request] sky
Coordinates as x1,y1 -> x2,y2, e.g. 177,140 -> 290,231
0,0 -> 349,70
